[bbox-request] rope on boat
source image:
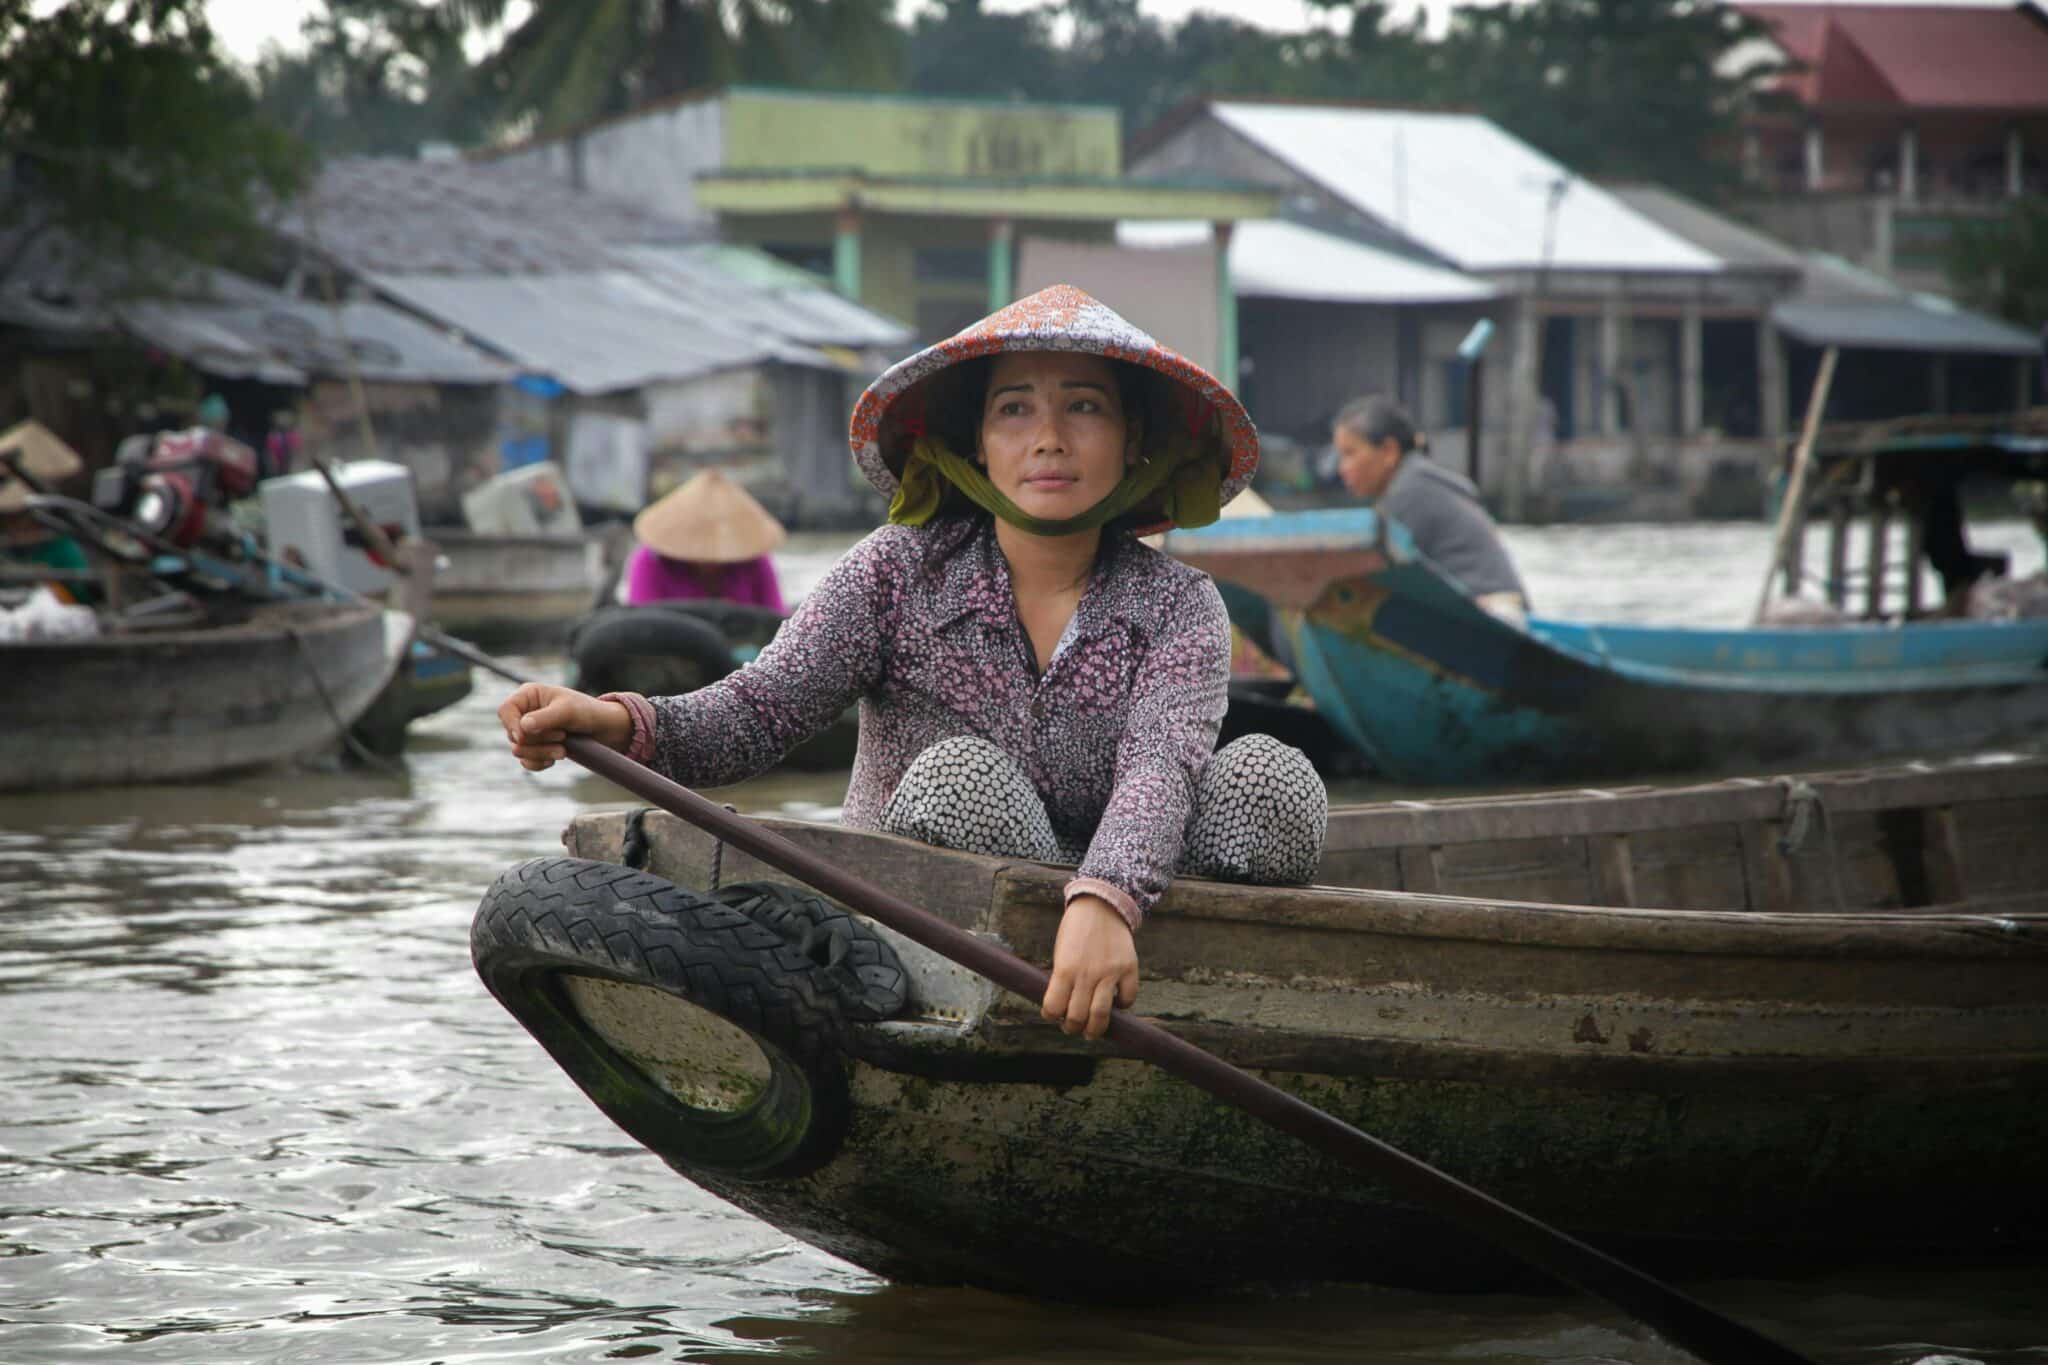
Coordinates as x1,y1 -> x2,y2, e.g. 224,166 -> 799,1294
708,804 -> 737,890
620,807 -> 654,869
621,802 -> 740,888
1775,778 -> 1847,911
286,625 -> 401,772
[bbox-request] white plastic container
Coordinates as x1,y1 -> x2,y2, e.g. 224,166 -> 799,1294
460,460 -> 583,537
260,460 -> 421,596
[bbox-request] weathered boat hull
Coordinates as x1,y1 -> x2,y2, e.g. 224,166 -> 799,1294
1164,509 -> 2048,784
430,529 -> 603,648
1,601 -> 405,790
349,638 -> 475,757
473,760 -> 2048,1296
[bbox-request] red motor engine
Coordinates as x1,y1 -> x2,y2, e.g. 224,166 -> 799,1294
94,428 -> 262,550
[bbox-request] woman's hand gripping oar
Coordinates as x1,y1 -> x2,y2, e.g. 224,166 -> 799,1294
496,716 -> 1816,1365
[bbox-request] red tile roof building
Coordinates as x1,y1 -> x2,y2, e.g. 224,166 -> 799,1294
1737,2 -> 2048,197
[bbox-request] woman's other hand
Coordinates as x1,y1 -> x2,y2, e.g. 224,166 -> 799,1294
497,683 -> 633,771
1041,895 -> 1138,1041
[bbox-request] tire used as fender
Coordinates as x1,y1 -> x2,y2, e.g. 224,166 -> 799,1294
564,605 -> 738,698
471,856 -> 854,1180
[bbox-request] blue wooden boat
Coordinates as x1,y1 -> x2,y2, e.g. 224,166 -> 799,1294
1163,507 -> 2048,784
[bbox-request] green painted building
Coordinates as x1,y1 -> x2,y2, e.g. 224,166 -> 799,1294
490,87 -> 1279,377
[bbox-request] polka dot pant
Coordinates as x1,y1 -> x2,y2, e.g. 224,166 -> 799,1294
879,733 -> 1327,887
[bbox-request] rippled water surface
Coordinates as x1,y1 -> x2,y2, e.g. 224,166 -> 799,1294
4,521 -> 2045,1364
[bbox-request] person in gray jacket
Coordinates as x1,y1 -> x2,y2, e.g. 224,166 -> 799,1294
1332,395 -> 1529,624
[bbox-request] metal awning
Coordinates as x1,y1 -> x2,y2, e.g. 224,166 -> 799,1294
1119,219 -> 1496,305
372,270 -> 834,395
1773,300 -> 2040,356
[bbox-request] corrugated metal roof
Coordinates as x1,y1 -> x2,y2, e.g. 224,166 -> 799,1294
0,222 -> 509,385
1117,218 -> 1497,303
1773,298 -> 2039,355
1605,184 -> 1807,274
614,244 -> 912,349
1209,102 -> 1722,274
162,296 -> 512,386
114,302 -> 308,384
371,270 -> 833,395
278,158 -> 706,276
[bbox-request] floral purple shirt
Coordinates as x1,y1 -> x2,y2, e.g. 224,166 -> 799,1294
620,515 -> 1229,927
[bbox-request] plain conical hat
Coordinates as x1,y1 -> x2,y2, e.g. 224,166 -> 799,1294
0,420 -> 85,512
847,282 -> 1260,535
633,468 -> 787,563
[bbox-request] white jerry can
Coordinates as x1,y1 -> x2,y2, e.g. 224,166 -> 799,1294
459,460 -> 583,537
259,460 -> 422,596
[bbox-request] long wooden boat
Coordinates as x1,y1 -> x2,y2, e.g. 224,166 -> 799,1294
1,600 -> 407,790
429,528 -> 604,649
1161,507 -> 2048,784
471,756 -> 2048,1298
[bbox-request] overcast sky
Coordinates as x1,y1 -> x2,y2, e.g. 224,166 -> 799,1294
204,0 -> 2018,66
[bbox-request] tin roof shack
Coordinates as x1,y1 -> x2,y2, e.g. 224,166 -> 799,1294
277,157 -> 912,528
1732,2 -> 2048,293
1131,99 -> 1804,522
481,86 -> 1281,372
1115,216 -> 1498,493
1616,184 -> 2039,432
0,220 -> 510,509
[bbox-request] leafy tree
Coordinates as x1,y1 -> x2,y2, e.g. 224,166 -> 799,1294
254,0 -> 488,157
904,0 -> 1060,104
0,0 -> 309,289
465,0 -> 905,138
1948,199 -> 2048,330
1431,0 -> 1774,201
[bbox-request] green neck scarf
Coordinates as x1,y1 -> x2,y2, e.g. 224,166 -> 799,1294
887,434 -> 1223,535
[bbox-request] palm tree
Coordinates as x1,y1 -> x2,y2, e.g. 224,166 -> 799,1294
460,0 -> 903,138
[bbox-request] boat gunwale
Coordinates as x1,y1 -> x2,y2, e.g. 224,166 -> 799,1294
0,598 -> 384,651
1323,757 -> 2048,845
566,808 -> 2048,962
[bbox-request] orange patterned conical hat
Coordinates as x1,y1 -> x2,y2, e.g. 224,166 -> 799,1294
847,283 -> 1259,536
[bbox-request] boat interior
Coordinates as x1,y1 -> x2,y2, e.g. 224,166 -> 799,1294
1316,758 -> 2048,915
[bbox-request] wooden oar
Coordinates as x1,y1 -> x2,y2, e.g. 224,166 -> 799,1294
524,729 -> 1816,1365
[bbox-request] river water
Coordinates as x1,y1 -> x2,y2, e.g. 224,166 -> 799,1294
4,519 -> 2045,1365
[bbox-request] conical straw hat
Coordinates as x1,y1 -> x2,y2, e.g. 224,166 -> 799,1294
0,420 -> 85,512
633,468 -> 787,563
847,282 -> 1259,535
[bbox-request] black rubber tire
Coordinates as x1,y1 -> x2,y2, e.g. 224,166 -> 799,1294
565,605 -> 738,697
711,881 -> 909,1022
471,856 -> 853,1180
660,599 -> 788,657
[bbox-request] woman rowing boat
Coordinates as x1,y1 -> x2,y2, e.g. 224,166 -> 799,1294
499,284 -> 1327,1039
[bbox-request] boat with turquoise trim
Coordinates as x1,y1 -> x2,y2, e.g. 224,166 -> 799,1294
1161,505 -> 2048,785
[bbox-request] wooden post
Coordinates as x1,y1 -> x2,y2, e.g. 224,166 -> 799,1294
1753,345 -> 1839,622
987,218 -> 1014,315
1467,356 -> 1486,488
1864,500 -> 1890,619
1784,505 -> 1807,597
834,202 -> 863,303
1826,497 -> 1852,610
1904,507 -> 1926,616
1213,220 -> 1238,392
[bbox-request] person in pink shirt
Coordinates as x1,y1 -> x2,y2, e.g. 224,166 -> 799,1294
622,468 -> 787,613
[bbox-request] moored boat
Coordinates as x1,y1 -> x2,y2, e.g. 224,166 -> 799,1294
1162,506 -> 2048,784
428,528 -> 604,649
472,755 -> 2048,1298
1,598 -> 407,790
